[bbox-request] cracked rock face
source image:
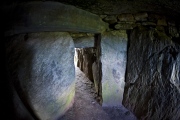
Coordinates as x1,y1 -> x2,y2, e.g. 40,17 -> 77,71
123,26 -> 180,120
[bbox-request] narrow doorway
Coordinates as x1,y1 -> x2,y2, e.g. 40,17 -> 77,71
72,33 -> 102,105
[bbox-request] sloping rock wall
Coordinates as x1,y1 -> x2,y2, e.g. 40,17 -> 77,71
101,30 -> 127,107
6,32 -> 75,120
76,48 -> 96,82
123,26 -> 180,120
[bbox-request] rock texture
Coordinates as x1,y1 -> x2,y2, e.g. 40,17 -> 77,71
73,36 -> 94,48
6,32 -> 75,120
101,30 -> 127,107
76,48 -> 96,82
3,1 -> 108,36
2,0 -> 180,19
102,12 -> 180,39
123,26 -> 180,120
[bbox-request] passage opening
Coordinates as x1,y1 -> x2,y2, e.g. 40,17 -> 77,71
71,32 -> 102,105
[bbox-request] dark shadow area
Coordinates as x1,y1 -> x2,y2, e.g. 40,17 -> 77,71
172,37 -> 180,45
0,33 -> 14,120
4,34 -> 39,120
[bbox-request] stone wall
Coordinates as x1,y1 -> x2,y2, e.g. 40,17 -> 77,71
123,26 -> 180,120
6,32 -> 75,120
101,30 -> 127,107
100,12 -> 180,39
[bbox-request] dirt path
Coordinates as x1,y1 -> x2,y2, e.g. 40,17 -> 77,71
59,67 -> 137,120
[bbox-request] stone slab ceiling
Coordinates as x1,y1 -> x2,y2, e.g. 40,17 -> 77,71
2,0 -> 180,18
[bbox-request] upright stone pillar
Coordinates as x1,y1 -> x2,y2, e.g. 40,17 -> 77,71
123,27 -> 180,120
101,31 -> 128,106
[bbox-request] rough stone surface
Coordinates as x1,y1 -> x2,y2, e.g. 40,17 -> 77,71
142,21 -> 156,26
157,18 -> 167,26
6,32 -> 75,120
123,26 -> 180,120
94,34 -> 103,105
70,32 -> 94,39
101,31 -> 127,107
101,12 -> 180,38
114,23 -> 133,30
73,36 -> 94,48
134,12 -> 148,21
168,26 -> 179,38
99,15 -> 107,19
3,1 -> 108,36
76,48 -> 96,82
118,14 -> 135,22
156,26 -> 166,32
103,15 -> 117,24
3,0 -> 180,19
92,62 -> 100,98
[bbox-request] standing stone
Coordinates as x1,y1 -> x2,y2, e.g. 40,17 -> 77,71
92,62 -> 99,94
101,31 -> 127,107
6,32 -> 75,120
123,26 -> 180,120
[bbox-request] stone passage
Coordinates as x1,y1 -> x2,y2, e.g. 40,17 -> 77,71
59,67 -> 137,120
59,67 -> 110,120
73,33 -> 103,105
76,48 -> 96,82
